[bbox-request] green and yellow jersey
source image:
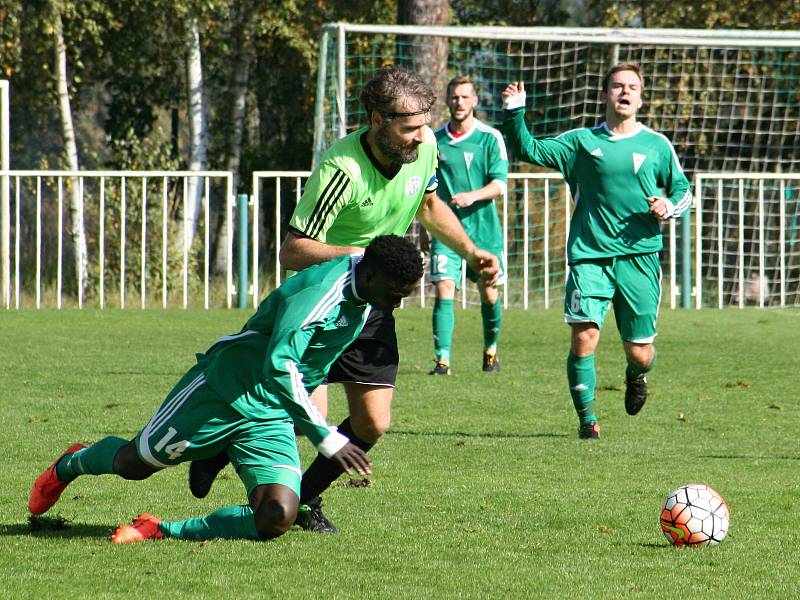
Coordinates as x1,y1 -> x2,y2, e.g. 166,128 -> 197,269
289,127 -> 438,246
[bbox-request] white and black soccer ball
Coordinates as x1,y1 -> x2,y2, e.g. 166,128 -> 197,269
659,483 -> 730,546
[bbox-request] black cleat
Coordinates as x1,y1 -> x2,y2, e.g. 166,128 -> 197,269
482,352 -> 500,372
578,422 -> 601,439
625,375 -> 648,415
294,498 -> 337,533
188,451 -> 230,499
429,359 -> 451,375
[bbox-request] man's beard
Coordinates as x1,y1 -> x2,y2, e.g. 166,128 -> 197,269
374,124 -> 419,165
449,108 -> 471,123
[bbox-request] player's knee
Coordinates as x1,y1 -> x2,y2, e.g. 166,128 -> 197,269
353,414 -> 390,443
254,499 -> 296,540
625,343 -> 654,369
571,333 -> 599,355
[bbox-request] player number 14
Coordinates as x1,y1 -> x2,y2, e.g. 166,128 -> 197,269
154,426 -> 190,460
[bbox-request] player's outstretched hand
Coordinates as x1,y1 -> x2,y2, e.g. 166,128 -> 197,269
501,81 -> 525,101
332,442 -> 372,476
468,249 -> 499,286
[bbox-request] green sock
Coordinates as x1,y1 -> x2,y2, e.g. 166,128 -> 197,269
481,301 -> 502,352
55,436 -> 128,482
626,348 -> 657,381
161,504 -> 261,541
432,298 -> 454,362
567,352 -> 597,426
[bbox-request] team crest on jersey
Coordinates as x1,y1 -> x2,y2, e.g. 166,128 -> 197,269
406,176 -> 422,196
464,152 -> 474,170
632,153 -> 646,174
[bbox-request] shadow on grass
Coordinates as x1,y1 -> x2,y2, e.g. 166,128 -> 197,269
0,516 -> 112,540
702,454 -> 800,461
389,429 -> 568,439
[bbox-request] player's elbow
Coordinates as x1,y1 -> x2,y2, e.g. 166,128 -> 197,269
279,235 -> 304,271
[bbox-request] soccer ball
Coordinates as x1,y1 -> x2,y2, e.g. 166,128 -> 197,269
659,483 -> 729,546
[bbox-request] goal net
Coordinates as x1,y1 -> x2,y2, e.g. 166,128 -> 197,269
313,25 -> 800,308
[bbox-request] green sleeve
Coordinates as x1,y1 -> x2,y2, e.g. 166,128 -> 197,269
658,143 -> 693,218
261,309 -> 349,457
486,131 -> 509,184
289,161 -> 356,242
501,108 -> 575,173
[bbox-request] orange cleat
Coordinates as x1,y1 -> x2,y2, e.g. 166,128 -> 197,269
28,443 -> 87,515
111,513 -> 164,543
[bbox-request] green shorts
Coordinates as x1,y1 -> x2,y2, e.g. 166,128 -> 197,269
134,364 -> 302,497
429,241 -> 506,288
563,252 -> 662,343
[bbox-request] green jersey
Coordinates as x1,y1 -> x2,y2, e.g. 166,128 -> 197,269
289,127 -> 439,246
434,119 -> 508,245
503,107 -> 692,263
199,255 -> 368,457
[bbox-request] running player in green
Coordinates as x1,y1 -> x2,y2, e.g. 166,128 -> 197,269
28,235 -> 423,543
189,66 -> 499,532
430,75 -> 508,375
501,63 -> 692,439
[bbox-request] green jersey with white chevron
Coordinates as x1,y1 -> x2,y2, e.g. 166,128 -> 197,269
199,255 -> 369,453
433,119 -> 508,245
289,127 -> 439,246
503,107 -> 691,263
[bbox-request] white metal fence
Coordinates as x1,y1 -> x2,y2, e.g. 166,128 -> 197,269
252,170 -> 687,310
693,173 -> 800,308
1,170 -> 234,309
2,169 -> 798,310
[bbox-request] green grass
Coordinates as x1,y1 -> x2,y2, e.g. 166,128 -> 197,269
1,307 -> 798,599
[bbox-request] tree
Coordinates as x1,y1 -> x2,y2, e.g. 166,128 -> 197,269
212,0 -> 259,274
52,1 -> 89,299
397,0 -> 450,124
184,16 -> 207,246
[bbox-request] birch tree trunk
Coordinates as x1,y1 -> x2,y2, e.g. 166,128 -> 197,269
185,17 -> 207,245
53,7 -> 88,300
212,8 -> 255,274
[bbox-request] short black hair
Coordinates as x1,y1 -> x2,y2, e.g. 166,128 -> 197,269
362,235 -> 423,285
360,65 -> 435,121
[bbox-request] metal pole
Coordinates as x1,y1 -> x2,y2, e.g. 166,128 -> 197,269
237,193 -> 249,308
312,27 -> 330,170
1,81 -> 10,308
680,212 -> 691,308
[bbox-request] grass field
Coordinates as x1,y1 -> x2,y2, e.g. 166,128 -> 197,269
1,307 -> 798,599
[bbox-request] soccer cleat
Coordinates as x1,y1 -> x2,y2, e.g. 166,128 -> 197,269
111,513 -> 164,543
429,359 -> 451,376
625,375 -> 648,415
482,351 -> 500,372
578,422 -> 601,439
28,443 -> 87,515
294,498 -> 337,533
188,451 -> 230,499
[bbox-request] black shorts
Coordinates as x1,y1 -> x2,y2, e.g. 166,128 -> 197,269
326,309 -> 399,386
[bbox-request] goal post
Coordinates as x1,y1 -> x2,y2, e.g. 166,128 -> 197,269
313,24 -> 800,308
1,80 -> 9,309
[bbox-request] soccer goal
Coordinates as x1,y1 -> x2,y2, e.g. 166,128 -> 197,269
313,25 -> 800,308
1,80 -> 9,308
